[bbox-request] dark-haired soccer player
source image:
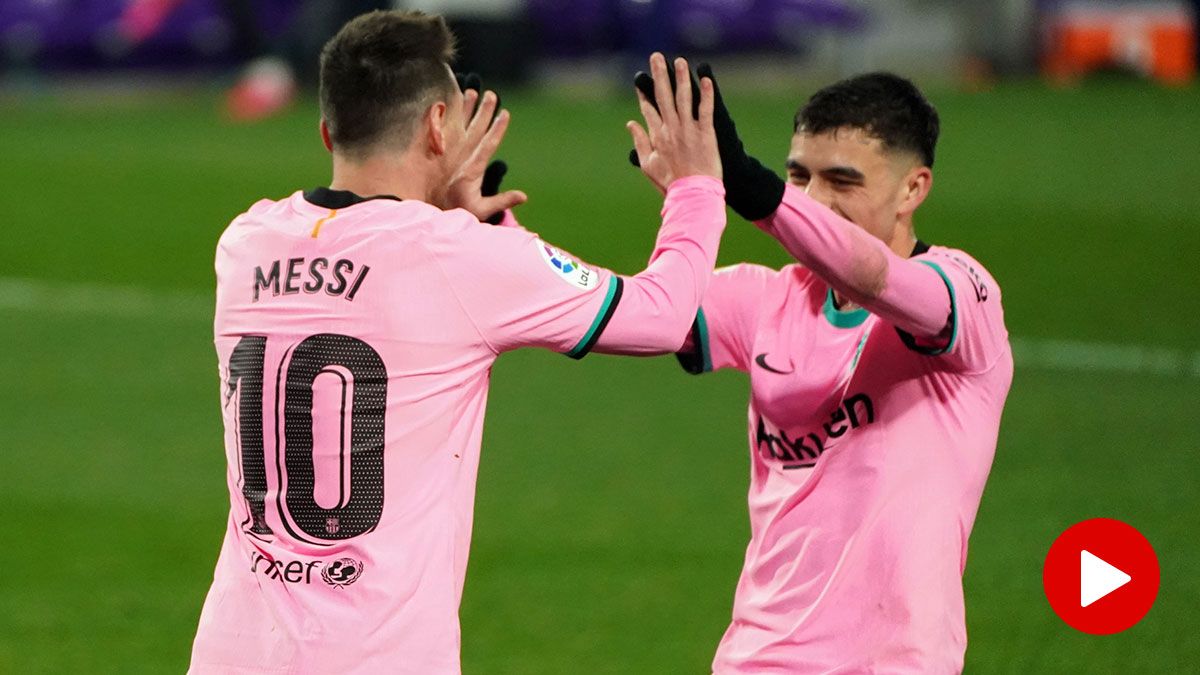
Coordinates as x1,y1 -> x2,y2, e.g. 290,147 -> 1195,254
188,10 -> 724,673
639,71 -> 1012,672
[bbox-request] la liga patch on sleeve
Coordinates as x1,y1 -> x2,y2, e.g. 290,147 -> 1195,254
537,241 -> 599,291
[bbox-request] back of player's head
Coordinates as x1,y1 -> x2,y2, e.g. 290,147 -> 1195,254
794,73 -> 940,168
319,10 -> 457,158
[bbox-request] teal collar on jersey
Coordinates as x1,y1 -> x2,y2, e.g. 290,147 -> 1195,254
822,239 -> 931,329
822,290 -> 870,328
304,187 -> 403,209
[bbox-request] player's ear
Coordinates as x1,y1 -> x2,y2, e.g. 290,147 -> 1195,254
319,119 -> 333,153
427,101 -> 449,156
897,165 -> 933,220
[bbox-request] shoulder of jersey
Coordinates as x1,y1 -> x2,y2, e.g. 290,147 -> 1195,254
714,262 -> 794,285
918,245 -> 1003,302
779,262 -> 817,289
921,246 -> 1000,282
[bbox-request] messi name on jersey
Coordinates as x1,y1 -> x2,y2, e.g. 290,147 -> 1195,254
253,257 -> 371,302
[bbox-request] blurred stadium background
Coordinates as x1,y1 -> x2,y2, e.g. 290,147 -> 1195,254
1,0 -> 1198,672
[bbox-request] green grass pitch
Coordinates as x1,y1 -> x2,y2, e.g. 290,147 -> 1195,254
1,79 -> 1198,673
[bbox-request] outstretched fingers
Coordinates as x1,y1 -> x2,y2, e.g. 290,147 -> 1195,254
477,189 -> 528,217
698,76 -> 715,131
462,88 -> 479,122
649,53 -> 678,130
465,91 -> 498,147
635,87 -> 663,145
673,57 -> 692,124
627,120 -> 653,168
465,108 -> 512,178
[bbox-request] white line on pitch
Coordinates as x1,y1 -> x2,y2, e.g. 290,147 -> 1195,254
0,276 -> 210,322
1009,338 -> 1200,379
1,277 -> 1197,379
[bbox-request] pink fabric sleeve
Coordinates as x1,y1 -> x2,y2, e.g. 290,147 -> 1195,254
675,264 -> 776,373
432,176 -> 725,357
757,183 -> 951,341
592,176 -> 728,355
907,248 -> 1010,373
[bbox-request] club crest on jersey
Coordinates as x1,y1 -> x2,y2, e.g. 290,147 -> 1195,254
538,241 -> 598,290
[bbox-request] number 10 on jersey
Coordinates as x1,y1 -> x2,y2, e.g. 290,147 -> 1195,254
223,333 -> 387,545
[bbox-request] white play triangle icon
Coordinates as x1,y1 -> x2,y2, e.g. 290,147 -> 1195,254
1080,550 -> 1131,607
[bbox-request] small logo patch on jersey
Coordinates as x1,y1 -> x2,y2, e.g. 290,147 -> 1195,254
538,241 -> 598,290
755,353 -> 794,375
321,558 -> 364,588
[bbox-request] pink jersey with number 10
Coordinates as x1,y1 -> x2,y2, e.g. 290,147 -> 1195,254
190,176 -> 726,674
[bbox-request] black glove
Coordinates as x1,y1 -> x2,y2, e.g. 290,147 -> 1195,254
456,72 -> 508,225
627,64 -> 698,166
628,63 -> 785,222
480,160 -> 508,225
455,71 -> 500,120
455,71 -> 481,94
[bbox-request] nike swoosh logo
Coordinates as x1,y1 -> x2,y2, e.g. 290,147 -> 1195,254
755,353 -> 793,375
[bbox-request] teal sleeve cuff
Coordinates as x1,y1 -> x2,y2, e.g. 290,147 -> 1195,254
895,260 -> 959,356
566,276 -> 624,360
675,308 -> 713,374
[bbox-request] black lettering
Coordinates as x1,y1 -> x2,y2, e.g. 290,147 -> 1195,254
755,417 -> 778,461
824,407 -> 849,438
775,430 -> 801,462
306,561 -> 320,584
790,434 -> 819,461
253,261 -> 280,302
345,264 -> 370,301
806,433 -> 826,458
283,561 -> 305,583
284,258 -> 304,295
327,259 -> 353,296
266,559 -> 283,580
844,393 -> 875,427
305,258 -> 328,293
949,254 -> 987,302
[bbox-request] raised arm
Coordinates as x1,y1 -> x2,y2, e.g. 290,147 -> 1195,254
588,53 -> 727,354
630,63 -> 950,341
758,185 -> 950,339
591,175 -> 725,354
434,54 -> 726,358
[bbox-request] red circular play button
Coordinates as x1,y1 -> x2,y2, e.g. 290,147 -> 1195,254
1043,518 -> 1160,634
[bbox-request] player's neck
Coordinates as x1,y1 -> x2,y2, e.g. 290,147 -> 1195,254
329,152 -> 436,203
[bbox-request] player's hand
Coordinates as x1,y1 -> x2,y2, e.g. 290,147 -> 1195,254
444,84 -> 528,222
628,61 -> 784,220
627,54 -> 721,194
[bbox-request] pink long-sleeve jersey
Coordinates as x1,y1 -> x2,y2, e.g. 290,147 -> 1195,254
679,185 -> 1013,673
190,176 -> 725,674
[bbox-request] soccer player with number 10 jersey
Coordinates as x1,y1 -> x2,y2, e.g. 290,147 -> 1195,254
189,11 -> 725,674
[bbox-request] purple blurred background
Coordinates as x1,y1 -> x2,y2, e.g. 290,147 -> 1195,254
0,0 -> 866,72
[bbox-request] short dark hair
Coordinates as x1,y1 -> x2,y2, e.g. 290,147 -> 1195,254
794,72 -> 940,168
319,10 -> 457,157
